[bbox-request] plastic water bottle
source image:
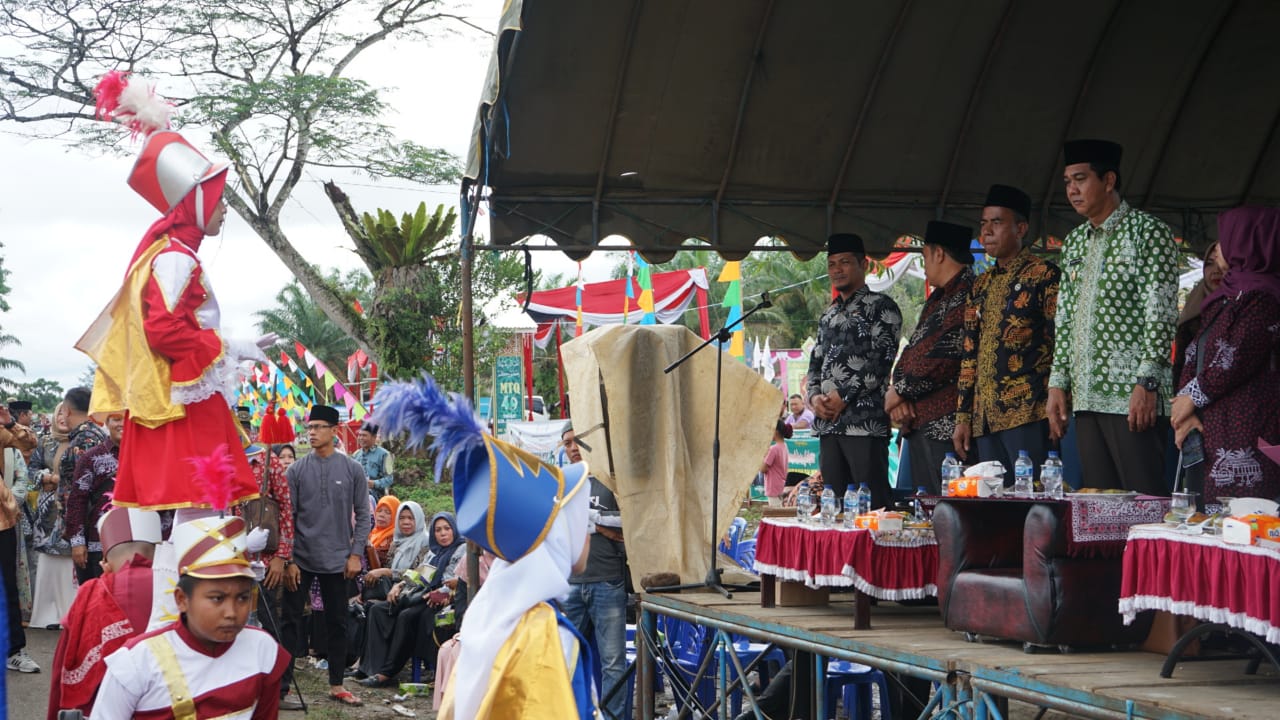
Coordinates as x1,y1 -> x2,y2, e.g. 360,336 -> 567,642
856,482 -> 872,516
820,488 -> 836,527
1014,450 -> 1034,497
843,488 -> 857,529
941,453 -> 962,496
1042,451 -> 1064,500
796,481 -> 811,522
914,486 -> 929,521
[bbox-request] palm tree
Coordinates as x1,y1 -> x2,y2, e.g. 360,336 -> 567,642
0,248 -> 23,394
743,252 -> 830,348
255,270 -> 370,382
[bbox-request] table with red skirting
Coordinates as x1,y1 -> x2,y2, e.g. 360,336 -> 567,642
753,517 -> 938,628
1119,523 -> 1280,677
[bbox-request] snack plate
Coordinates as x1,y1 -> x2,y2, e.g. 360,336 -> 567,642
1065,491 -> 1138,502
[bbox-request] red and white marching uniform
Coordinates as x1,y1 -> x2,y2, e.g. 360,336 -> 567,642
93,621 -> 288,720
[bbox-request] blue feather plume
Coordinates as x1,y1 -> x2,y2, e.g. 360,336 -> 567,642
371,373 -> 486,481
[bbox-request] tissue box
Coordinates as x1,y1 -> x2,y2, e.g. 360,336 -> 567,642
854,511 -> 903,531
1222,514 -> 1280,545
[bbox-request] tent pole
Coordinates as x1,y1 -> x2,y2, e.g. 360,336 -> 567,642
461,231 -> 482,594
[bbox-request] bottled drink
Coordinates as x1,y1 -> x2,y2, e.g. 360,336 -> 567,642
856,482 -> 872,517
914,486 -> 929,521
820,488 -> 836,527
1014,450 -> 1034,497
1041,451 -> 1064,500
796,481 -> 810,522
941,453 -> 962,496
843,488 -> 857,529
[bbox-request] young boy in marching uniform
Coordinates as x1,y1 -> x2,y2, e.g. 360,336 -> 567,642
47,507 -> 162,720
92,515 -> 289,720
376,376 -> 597,720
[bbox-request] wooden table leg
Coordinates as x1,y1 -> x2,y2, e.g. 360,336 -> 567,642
854,589 -> 871,630
761,573 -> 776,608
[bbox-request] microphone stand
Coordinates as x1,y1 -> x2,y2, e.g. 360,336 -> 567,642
649,292 -> 773,599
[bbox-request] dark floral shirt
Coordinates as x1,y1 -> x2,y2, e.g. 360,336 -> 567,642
59,420 -> 107,502
64,441 -> 118,550
956,251 -> 1060,436
806,285 -> 902,438
892,267 -> 975,442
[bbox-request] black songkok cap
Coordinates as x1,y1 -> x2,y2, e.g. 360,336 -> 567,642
1063,139 -> 1123,168
360,422 -> 379,435
308,405 -> 341,426
8,400 -> 31,413
924,221 -> 974,263
984,184 -> 1032,220
827,233 -> 865,256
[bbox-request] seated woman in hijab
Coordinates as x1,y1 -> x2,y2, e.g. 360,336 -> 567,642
355,505 -> 462,684
1172,207 -> 1280,507
365,495 -> 401,570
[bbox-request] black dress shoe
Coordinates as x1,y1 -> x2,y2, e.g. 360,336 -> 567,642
359,675 -> 396,688
344,668 -> 367,680
279,697 -> 305,711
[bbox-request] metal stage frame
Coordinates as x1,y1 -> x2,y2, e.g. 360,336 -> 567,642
635,592 -> 1280,720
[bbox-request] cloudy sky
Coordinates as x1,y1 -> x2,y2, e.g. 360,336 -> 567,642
0,2 -> 621,392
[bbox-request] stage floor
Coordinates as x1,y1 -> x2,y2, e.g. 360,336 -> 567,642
639,591 -> 1280,720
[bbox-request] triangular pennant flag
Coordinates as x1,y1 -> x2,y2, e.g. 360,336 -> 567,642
717,261 -> 741,282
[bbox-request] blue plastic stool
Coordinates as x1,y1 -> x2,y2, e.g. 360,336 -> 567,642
824,659 -> 890,720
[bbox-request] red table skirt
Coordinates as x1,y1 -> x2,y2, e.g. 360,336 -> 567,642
754,518 -> 938,600
1119,524 -> 1280,644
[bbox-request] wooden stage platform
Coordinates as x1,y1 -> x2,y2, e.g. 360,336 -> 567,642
637,591 -> 1280,720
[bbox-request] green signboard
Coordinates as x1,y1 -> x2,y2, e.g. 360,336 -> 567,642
493,355 -> 524,435
786,431 -> 820,474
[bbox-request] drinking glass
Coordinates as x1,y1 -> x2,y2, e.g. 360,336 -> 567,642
1170,491 -> 1195,531
1042,474 -> 1063,500
982,475 -> 1003,499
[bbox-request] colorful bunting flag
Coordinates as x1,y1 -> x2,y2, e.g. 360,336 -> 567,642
718,261 -> 745,358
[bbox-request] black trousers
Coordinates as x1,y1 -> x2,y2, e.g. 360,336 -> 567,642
1074,412 -> 1169,495
906,436 -> 952,495
0,528 -> 24,655
75,551 -> 103,585
281,569 -> 349,688
361,600 -> 429,678
819,434 -> 891,510
975,419 -> 1052,486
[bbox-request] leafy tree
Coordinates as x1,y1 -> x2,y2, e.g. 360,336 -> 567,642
325,184 -> 528,392
14,378 -> 63,413
76,364 -> 97,392
0,245 -> 24,394
0,0 -> 481,355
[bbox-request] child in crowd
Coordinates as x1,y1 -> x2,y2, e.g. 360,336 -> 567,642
47,508 -> 163,720
761,419 -> 792,507
91,516 -> 289,720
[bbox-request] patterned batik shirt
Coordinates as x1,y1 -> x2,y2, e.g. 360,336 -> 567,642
956,250 -> 1060,436
892,267 -> 975,442
806,285 -> 903,438
1048,201 -> 1178,415
59,420 -> 107,502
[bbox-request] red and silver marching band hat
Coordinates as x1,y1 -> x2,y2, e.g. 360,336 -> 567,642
172,516 -> 254,580
97,507 -> 164,554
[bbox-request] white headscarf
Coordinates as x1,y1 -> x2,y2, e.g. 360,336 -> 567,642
389,500 -> 430,571
452,479 -> 591,720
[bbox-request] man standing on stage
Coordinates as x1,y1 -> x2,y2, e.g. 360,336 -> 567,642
888,221 -> 975,493
806,233 -> 903,509
280,405 -> 371,707
955,185 -> 1060,472
1047,140 -> 1178,494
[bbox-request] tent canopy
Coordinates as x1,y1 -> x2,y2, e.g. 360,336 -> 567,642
464,0 -> 1280,261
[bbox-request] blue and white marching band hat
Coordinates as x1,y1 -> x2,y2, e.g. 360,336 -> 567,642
373,375 -> 588,562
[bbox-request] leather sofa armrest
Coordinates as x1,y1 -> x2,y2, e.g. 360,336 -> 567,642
934,500 -> 1030,612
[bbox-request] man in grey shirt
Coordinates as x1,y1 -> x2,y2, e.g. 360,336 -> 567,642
279,405 -> 371,707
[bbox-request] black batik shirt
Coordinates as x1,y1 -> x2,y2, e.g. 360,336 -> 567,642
806,286 -> 903,438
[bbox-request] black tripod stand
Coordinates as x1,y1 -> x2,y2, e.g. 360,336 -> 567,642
649,292 -> 773,598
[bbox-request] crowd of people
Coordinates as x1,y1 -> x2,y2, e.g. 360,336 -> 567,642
804,138 -> 1280,510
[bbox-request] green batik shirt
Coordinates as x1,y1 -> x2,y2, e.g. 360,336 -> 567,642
1048,201 -> 1178,415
